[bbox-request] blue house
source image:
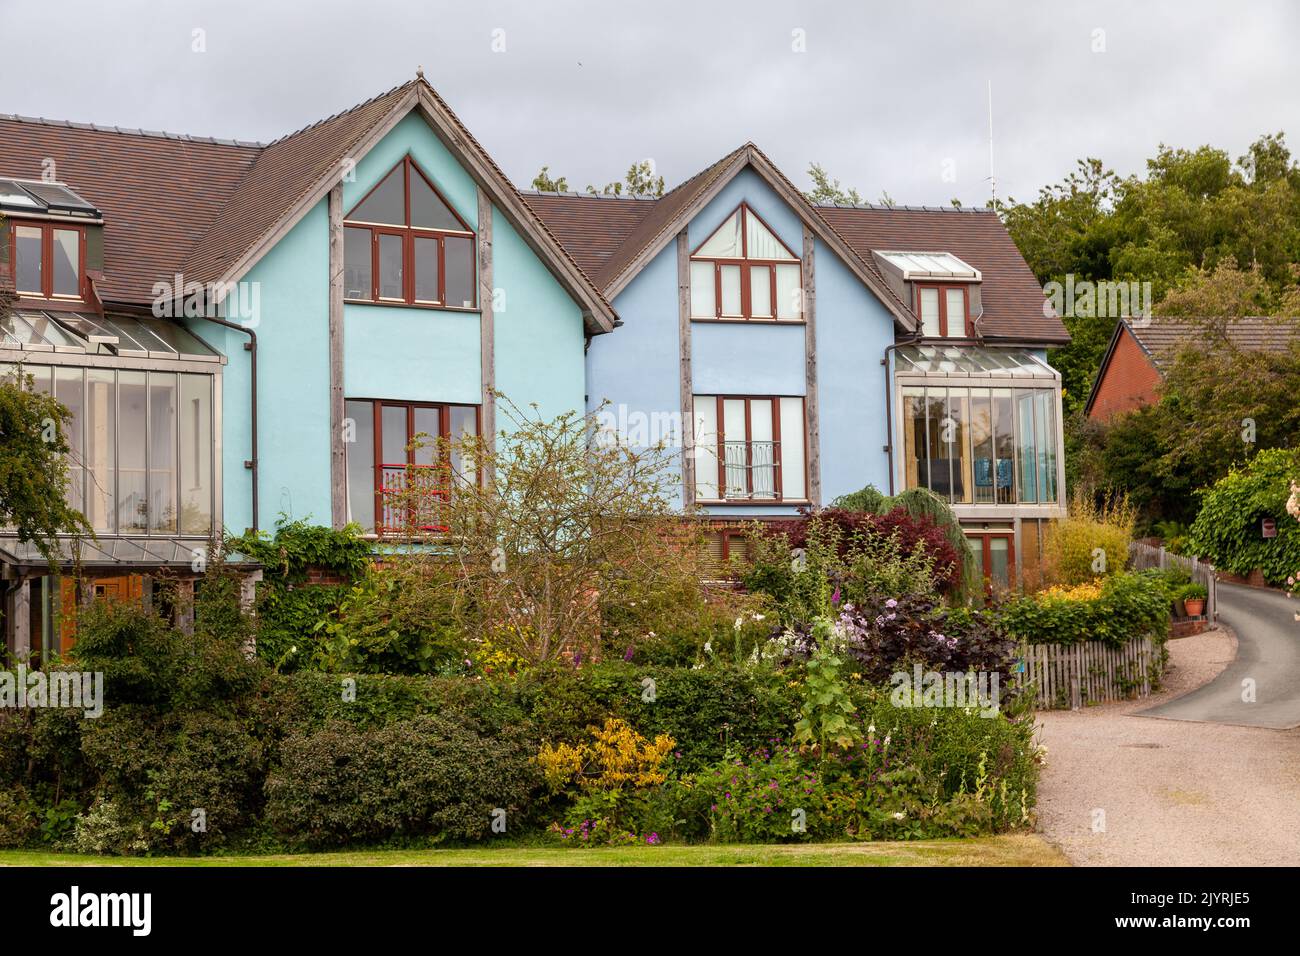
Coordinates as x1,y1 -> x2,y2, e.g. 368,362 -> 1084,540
0,74 -> 1068,658
527,144 -> 1069,582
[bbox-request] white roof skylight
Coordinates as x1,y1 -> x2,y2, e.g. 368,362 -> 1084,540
875,250 -> 981,281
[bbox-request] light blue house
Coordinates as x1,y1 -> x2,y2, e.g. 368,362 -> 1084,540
528,143 -> 1071,582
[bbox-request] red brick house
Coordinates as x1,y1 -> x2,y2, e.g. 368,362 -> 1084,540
1085,317 -> 1300,420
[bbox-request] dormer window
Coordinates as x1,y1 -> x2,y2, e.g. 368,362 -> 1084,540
343,156 -> 476,309
873,251 -> 981,339
690,203 -> 802,321
11,222 -> 85,300
916,284 -> 970,338
1,179 -> 100,303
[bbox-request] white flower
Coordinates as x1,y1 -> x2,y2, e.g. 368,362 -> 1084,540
883,734 -> 891,748
704,641 -> 713,654
752,613 -> 765,622
867,724 -> 876,736
892,812 -> 905,820
290,645 -> 297,653
734,616 -> 743,631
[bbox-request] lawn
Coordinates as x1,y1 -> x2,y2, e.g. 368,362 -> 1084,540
0,834 -> 1067,867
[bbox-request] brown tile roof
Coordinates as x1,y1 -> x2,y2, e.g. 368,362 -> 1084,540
817,204 -> 1069,344
520,191 -> 657,279
1127,316 -> 1300,368
0,115 -> 260,304
184,81 -> 419,285
1,79 -> 616,329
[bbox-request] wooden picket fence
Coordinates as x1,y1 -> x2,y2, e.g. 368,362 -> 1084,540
1128,541 -> 1217,621
1016,637 -> 1161,710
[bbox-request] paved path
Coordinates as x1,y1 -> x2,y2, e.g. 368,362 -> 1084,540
1036,623 -> 1300,866
1140,583 -> 1300,729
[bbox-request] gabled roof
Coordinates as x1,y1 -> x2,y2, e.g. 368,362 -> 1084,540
817,204 -> 1069,344
1083,316 -> 1300,415
0,114 -> 259,303
528,143 -> 917,331
0,78 -> 618,333
519,191 -> 657,278
525,146 -> 1072,344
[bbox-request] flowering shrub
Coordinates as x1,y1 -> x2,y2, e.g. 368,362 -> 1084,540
537,718 -> 677,845
1042,492 -> 1135,586
997,570 -> 1171,646
758,593 -> 1018,691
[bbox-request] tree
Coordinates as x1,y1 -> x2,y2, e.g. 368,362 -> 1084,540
805,162 -> 864,206
530,166 -> 569,192
1155,256 -> 1272,317
388,396 -> 697,665
0,361 -> 93,567
587,160 -> 665,198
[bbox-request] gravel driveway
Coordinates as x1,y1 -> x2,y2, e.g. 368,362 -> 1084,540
1035,622 -> 1300,866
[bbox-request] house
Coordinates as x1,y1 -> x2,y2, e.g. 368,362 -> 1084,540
527,145 -> 1069,584
0,74 -> 614,659
1085,316 -> 1300,420
1,73 -> 1069,657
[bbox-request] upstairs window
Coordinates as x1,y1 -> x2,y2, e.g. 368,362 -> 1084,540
916,284 -> 970,338
690,203 -> 802,321
693,395 -> 807,502
10,222 -> 84,300
343,157 -> 476,309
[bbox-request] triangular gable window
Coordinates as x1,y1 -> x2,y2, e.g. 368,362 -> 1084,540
690,203 -> 801,321
343,156 -> 476,308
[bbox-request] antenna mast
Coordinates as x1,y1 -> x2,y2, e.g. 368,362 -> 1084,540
987,79 -> 997,208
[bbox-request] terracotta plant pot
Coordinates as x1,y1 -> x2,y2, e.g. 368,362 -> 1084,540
1184,598 -> 1206,617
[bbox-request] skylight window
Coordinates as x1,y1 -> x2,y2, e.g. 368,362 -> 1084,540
876,251 -> 981,281
0,178 -> 101,219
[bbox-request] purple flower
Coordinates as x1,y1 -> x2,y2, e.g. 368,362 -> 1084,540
623,646 -> 634,661
831,587 -> 842,606
885,598 -> 898,609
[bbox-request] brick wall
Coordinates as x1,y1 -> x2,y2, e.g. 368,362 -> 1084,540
1088,326 -> 1164,420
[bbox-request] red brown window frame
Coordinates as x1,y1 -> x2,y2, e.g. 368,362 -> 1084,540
343,155 -> 476,309
914,282 -> 972,338
703,394 -> 808,503
351,398 -> 482,531
967,530 -> 1016,593
690,202 -> 802,322
9,220 -> 87,301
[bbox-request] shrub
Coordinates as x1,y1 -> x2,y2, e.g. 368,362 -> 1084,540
264,715 -> 539,848
0,786 -> 38,848
314,558 -> 471,675
71,800 -> 150,856
1188,447 -> 1300,585
997,570 -> 1171,646
229,518 -> 372,671
1043,490 -> 1135,585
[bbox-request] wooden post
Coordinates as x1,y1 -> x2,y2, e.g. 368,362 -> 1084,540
176,580 -> 195,636
9,578 -> 31,660
328,182 -> 347,528
802,223 -> 821,507
477,187 -> 496,473
677,231 -> 695,509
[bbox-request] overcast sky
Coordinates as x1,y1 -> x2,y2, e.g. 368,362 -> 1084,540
3,0 -> 1297,206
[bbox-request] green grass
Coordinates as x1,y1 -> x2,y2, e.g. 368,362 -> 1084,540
0,834 -> 1067,867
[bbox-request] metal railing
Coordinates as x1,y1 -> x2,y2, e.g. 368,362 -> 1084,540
377,463 -> 450,536
1128,541 -> 1217,620
721,440 -> 779,500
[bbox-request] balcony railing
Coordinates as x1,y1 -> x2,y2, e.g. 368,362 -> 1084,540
377,463 -> 450,536
721,440 -> 779,500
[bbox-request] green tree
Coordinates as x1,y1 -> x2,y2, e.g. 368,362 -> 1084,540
530,165 -> 569,192
0,362 -> 93,566
805,162 -> 864,206
587,160 -> 665,198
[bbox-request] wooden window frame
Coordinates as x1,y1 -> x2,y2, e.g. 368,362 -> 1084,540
343,156 -> 476,310
699,394 -> 808,504
968,530 -> 1016,592
914,282 -> 971,338
9,221 -> 86,301
690,202 -> 802,322
349,398 -> 481,535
